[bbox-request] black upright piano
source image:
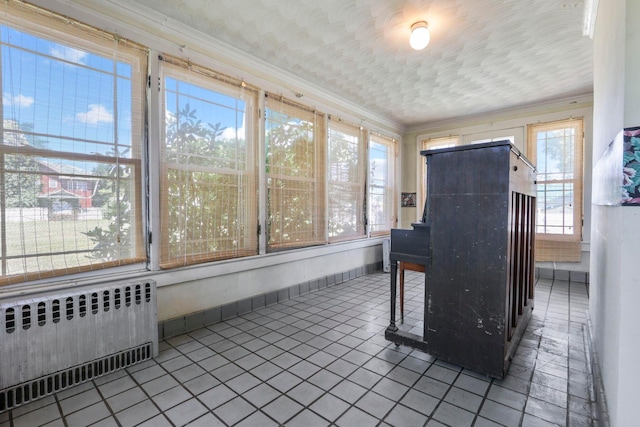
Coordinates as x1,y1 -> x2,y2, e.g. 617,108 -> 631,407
385,140 -> 536,379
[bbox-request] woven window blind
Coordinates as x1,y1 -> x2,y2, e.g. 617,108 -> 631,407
159,57 -> 258,268
328,118 -> 366,242
265,93 -> 326,250
368,133 -> 396,236
0,0 -> 146,286
527,118 -> 584,262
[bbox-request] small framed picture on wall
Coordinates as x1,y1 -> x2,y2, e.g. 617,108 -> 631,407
401,192 -> 416,207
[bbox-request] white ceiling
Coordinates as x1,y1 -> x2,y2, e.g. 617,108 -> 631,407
127,0 -> 593,129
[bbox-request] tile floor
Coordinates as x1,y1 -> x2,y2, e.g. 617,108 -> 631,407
0,271 -> 593,426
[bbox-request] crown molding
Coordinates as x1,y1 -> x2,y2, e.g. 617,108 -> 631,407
405,93 -> 594,135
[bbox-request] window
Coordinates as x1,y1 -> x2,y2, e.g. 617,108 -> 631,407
468,136 -> 515,144
159,58 -> 258,268
527,118 -> 583,261
0,1 -> 406,286
328,119 -> 366,242
0,2 -> 146,286
462,127 -> 523,147
67,181 -> 88,191
418,136 -> 458,220
265,93 -> 326,250
368,134 -> 396,235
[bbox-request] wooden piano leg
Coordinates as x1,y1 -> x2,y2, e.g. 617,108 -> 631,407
388,260 -> 398,332
399,263 -> 405,324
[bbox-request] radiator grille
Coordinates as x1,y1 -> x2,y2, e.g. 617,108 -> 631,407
0,343 -> 152,412
0,280 -> 158,413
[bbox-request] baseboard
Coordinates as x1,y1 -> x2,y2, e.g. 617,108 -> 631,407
159,262 -> 383,340
585,317 -> 610,427
535,267 -> 589,284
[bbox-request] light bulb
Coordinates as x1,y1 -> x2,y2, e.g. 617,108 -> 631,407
410,21 -> 430,50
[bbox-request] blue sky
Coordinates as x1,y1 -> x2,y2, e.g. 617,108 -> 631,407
2,23 -> 383,180
1,22 -> 250,176
165,76 -> 246,141
1,25 -> 131,156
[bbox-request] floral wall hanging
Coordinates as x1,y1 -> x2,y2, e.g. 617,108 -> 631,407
623,126 -> 640,205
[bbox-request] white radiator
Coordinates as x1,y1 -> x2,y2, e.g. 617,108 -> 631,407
0,280 -> 158,413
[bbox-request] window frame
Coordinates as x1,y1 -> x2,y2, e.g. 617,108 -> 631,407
0,1 -> 406,288
327,118 -> 367,242
527,118 -> 584,261
0,3 -> 147,286
158,58 -> 259,268
368,133 -> 397,236
264,93 -> 327,251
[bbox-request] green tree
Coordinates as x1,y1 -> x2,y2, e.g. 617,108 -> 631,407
3,153 -> 40,208
265,111 -> 316,245
83,147 -> 136,262
2,122 -> 45,208
165,103 -> 247,260
18,123 -> 47,149
85,102 -> 249,263
90,163 -> 114,208
328,130 -> 362,238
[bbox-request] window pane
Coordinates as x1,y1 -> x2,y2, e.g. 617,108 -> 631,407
265,95 -> 326,249
535,182 -> 575,235
328,122 -> 365,241
0,15 -> 145,286
528,119 -> 583,261
369,135 -> 395,235
160,63 -> 257,268
533,125 -> 579,236
469,136 -> 514,144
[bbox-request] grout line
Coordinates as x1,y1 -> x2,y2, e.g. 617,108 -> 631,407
90,379 -> 122,427
519,276 -> 553,426
54,393 -> 69,427
5,271 -> 595,426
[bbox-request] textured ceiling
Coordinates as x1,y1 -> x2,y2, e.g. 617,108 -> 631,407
128,0 -> 593,129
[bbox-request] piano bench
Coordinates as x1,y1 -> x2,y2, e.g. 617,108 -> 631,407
399,261 -> 425,323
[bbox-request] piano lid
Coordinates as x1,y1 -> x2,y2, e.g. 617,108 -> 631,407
419,140 -> 536,172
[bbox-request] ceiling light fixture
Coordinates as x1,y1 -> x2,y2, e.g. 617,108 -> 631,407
409,21 -> 430,50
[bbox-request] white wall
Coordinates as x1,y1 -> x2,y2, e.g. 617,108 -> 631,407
150,240 -> 382,321
590,0 -> 640,425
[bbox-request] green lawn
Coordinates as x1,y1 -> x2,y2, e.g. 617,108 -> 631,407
5,217 -> 111,275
